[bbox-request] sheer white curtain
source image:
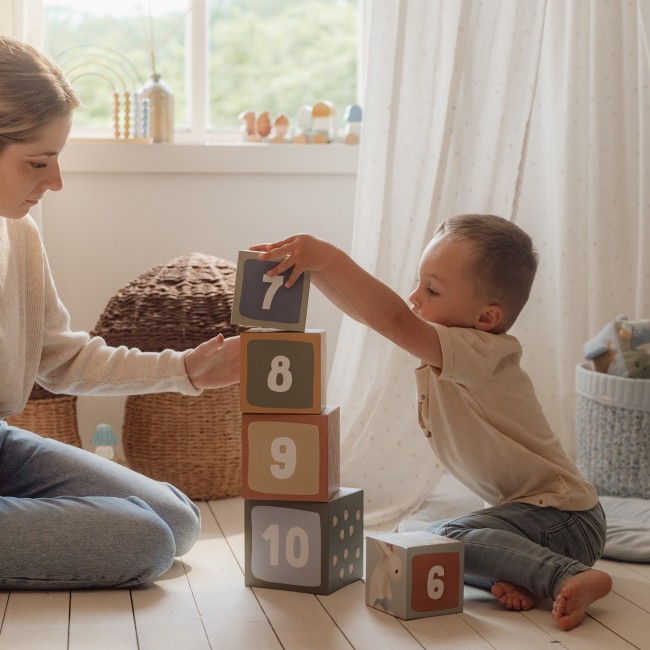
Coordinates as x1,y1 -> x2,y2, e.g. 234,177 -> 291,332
329,0 -> 650,528
0,0 -> 43,41
514,0 -> 650,459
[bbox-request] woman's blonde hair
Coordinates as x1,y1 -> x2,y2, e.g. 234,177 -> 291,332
0,35 -> 79,151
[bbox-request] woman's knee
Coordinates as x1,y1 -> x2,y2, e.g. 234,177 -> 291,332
123,497 -> 178,584
157,486 -> 201,556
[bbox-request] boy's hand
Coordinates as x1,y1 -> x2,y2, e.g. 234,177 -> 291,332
250,234 -> 330,288
185,333 -> 240,390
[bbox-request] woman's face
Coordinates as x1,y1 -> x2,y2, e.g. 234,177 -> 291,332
0,113 -> 72,219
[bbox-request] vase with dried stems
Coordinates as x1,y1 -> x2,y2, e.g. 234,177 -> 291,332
138,1 -> 191,143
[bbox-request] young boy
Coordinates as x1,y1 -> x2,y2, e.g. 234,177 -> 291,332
251,214 -> 612,631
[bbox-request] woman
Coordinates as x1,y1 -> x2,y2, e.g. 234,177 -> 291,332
0,35 -> 240,590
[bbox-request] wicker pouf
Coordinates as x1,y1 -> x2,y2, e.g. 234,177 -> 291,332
5,383 -> 82,447
92,252 -> 244,500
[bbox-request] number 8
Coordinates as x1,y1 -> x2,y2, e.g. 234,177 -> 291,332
267,355 -> 292,392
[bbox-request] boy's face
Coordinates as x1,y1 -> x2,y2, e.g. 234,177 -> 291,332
409,234 -> 489,328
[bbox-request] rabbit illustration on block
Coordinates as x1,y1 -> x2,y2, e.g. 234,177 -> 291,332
365,531 -> 463,620
367,539 -> 403,612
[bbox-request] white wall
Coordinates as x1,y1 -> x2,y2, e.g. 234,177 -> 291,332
42,142 -> 358,456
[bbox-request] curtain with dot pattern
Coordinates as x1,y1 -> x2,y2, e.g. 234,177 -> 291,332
329,0 -> 649,528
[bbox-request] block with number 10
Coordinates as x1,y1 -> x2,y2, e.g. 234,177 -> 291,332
231,250 -> 310,331
245,487 -> 364,594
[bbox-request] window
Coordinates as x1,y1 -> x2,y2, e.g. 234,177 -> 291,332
41,0 -> 360,143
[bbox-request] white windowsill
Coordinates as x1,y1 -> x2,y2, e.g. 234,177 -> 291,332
60,140 -> 360,175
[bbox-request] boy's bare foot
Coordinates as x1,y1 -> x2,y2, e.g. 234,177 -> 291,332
552,569 -> 612,631
491,581 -> 541,611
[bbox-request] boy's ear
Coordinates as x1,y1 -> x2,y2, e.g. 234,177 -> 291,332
475,304 -> 504,332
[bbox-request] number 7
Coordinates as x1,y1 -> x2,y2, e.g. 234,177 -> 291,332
262,273 -> 284,310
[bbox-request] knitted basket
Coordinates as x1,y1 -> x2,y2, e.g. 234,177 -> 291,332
92,252 -> 244,500
5,383 -> 82,447
576,364 -> 650,498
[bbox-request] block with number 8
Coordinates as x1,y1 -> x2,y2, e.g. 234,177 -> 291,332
365,531 -> 464,620
242,406 -> 340,502
241,329 -> 326,414
231,250 -> 311,331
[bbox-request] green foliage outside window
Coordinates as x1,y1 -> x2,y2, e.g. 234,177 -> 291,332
209,1 -> 358,127
43,0 -> 357,135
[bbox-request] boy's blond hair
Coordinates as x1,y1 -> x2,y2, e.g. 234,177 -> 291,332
435,214 -> 538,333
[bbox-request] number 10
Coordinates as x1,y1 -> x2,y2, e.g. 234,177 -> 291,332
262,523 -> 309,568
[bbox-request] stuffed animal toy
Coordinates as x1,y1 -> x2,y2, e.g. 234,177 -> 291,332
584,316 -> 650,378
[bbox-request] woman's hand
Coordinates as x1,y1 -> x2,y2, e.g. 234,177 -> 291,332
184,334 -> 240,390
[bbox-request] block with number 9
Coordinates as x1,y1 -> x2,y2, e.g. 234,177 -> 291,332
242,406 -> 340,502
241,330 -> 325,414
231,250 -> 311,331
245,488 -> 364,594
365,531 -> 463,619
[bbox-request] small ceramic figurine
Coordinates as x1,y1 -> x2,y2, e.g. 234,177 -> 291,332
92,423 -> 118,460
293,104 -> 313,143
311,100 -> 334,143
238,110 -> 258,141
257,111 -> 271,140
270,113 -> 289,143
343,104 -> 362,144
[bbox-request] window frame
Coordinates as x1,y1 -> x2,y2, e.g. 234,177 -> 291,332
23,0 -> 367,145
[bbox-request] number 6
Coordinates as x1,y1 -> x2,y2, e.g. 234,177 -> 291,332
427,565 -> 445,600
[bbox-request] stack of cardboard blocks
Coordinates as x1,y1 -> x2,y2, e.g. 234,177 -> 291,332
231,249 -> 464,617
232,250 -> 364,595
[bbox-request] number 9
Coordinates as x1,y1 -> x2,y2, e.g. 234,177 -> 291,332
270,436 -> 297,479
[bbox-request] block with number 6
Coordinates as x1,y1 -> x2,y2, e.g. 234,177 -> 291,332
365,531 -> 464,620
242,406 -> 340,502
241,330 -> 326,414
245,488 -> 364,594
231,250 -> 310,331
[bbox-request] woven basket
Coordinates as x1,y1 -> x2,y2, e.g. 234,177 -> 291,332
5,384 -> 82,447
92,252 -> 244,499
576,364 -> 650,498
123,386 -> 241,500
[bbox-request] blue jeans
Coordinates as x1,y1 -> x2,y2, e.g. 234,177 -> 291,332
0,422 -> 200,590
426,500 -> 607,599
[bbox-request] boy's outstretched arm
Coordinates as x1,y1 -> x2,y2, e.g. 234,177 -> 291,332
250,235 -> 442,367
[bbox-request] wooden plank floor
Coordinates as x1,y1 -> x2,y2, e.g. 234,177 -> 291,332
1,497 -> 649,650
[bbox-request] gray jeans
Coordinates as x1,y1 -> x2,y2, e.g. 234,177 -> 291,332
0,422 -> 200,590
426,499 -> 607,599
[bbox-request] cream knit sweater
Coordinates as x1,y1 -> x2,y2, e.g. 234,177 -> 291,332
0,216 -> 199,420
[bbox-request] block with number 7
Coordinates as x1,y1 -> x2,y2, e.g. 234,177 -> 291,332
241,330 -> 326,414
231,250 -> 311,331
